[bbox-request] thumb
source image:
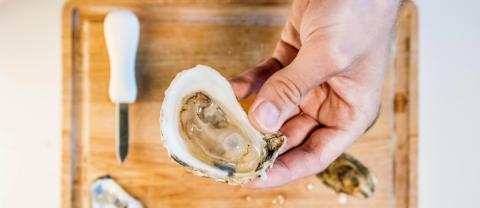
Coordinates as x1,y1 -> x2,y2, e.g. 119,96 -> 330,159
249,44 -> 342,133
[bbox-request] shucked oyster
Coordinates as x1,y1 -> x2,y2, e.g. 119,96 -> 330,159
317,153 -> 377,198
160,65 -> 286,185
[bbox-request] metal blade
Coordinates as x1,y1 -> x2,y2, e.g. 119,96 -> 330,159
115,103 -> 129,163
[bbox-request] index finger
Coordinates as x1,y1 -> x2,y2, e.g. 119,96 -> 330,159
229,58 -> 282,99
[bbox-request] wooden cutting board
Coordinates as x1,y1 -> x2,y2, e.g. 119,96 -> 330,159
61,1 -> 418,207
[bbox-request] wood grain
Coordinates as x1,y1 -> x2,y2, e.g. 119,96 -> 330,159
61,1 -> 418,207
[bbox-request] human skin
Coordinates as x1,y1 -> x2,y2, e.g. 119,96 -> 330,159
229,0 -> 402,188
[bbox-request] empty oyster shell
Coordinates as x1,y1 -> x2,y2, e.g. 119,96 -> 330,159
91,175 -> 143,208
317,153 -> 377,198
160,65 -> 286,185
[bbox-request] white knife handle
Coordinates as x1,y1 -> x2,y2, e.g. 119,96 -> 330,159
104,10 -> 140,103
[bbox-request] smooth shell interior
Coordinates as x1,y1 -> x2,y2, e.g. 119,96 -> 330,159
179,92 -> 265,175
161,65 -> 285,184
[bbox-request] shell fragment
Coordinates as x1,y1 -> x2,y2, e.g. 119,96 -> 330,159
91,175 -> 143,208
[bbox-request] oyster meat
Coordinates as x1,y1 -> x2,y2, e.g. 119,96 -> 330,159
160,65 -> 286,185
317,153 -> 377,198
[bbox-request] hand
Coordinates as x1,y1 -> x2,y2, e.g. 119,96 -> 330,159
230,0 -> 401,188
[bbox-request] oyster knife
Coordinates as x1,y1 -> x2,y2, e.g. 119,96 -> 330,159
104,10 -> 140,163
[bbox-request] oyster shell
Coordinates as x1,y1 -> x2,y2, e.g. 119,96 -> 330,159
317,153 -> 377,198
91,175 -> 143,208
160,65 -> 286,185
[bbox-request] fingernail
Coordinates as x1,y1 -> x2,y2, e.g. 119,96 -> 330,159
252,101 -> 280,132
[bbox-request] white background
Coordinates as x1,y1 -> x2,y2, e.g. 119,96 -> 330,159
1,0 -> 479,207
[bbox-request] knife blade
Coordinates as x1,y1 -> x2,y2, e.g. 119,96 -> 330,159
116,103 -> 129,162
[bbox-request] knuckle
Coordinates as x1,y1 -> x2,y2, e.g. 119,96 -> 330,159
300,142 -> 322,159
275,157 -> 296,183
324,41 -> 352,72
297,146 -> 323,175
365,104 -> 381,132
306,38 -> 354,73
276,157 -> 295,180
268,74 -> 303,107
